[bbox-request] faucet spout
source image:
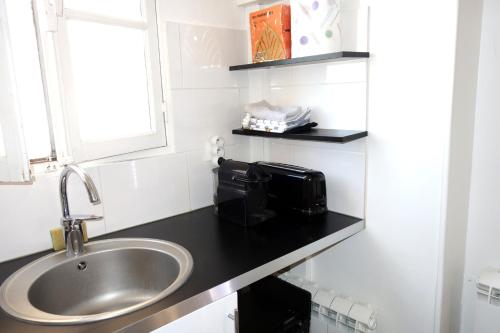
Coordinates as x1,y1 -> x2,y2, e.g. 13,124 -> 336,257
59,164 -> 103,257
59,164 -> 101,219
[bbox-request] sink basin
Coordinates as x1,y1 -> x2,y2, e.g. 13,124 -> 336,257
0,238 -> 193,325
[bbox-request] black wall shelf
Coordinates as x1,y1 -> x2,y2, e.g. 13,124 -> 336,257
232,128 -> 368,143
229,51 -> 369,71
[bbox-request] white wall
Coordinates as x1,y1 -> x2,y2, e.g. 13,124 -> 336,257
0,0 -> 251,262
437,0 -> 483,331
157,0 -> 245,30
253,1 -> 459,332
460,0 -> 500,331
310,0 -> 459,328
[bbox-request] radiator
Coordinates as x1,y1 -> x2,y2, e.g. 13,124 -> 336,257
280,273 -> 377,333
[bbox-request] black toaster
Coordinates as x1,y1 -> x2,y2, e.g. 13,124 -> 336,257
256,162 -> 327,216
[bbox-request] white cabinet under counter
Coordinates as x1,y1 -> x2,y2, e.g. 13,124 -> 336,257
152,293 -> 238,333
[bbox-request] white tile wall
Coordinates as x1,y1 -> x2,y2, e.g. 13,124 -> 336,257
291,61 -> 367,85
247,137 -> 265,161
266,83 -> 367,130
186,148 -> 215,210
0,174 -> 60,262
247,70 -> 271,102
178,24 -> 248,89
99,154 -> 191,232
166,18 -> 251,209
166,22 -> 248,90
293,145 -> 366,218
164,22 -> 183,89
157,0 -> 245,30
339,8 -> 369,51
225,142 -> 252,162
263,140 -> 295,165
171,88 -> 242,152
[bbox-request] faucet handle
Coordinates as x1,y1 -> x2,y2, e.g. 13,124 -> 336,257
61,215 -> 103,237
62,214 -> 103,227
61,215 -> 103,256
73,215 -> 103,224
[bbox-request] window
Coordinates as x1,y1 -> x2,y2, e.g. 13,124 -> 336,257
0,0 -> 31,182
34,0 -> 166,162
4,0 -> 53,161
0,0 -> 166,182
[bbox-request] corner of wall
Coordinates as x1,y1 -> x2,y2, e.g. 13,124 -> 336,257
436,0 -> 484,331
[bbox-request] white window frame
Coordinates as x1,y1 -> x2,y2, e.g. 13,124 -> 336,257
0,0 -> 31,183
34,0 -> 167,163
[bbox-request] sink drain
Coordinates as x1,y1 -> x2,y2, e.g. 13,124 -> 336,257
77,262 -> 87,271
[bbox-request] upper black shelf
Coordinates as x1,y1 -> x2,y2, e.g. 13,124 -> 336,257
232,128 -> 368,143
229,51 -> 369,71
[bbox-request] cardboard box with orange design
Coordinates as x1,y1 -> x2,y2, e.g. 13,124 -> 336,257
249,4 -> 291,63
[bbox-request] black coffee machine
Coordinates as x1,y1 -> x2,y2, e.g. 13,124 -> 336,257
214,159 -> 275,227
214,158 -> 327,226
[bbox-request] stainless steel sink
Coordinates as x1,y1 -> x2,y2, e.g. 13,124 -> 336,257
0,238 -> 193,325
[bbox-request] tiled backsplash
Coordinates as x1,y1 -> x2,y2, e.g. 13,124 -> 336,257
168,22 -> 248,89
171,88 -> 242,152
0,169 -> 106,262
247,62 -> 368,131
98,154 -> 191,232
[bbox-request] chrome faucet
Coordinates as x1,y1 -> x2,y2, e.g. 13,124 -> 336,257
59,164 -> 102,257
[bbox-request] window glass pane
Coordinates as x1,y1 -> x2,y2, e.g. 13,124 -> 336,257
64,0 -> 143,20
66,20 -> 154,142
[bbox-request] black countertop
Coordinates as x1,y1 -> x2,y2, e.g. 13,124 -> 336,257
0,206 -> 363,333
